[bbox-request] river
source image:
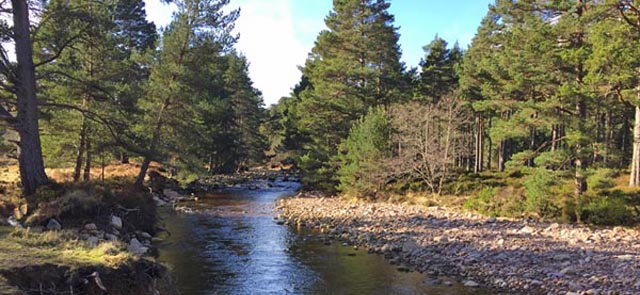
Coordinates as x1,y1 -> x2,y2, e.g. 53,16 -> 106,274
156,180 -> 498,294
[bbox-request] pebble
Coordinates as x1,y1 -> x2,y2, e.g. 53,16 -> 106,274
276,193 -> 640,295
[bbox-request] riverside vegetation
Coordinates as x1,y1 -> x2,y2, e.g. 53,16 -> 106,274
3,0 -> 640,294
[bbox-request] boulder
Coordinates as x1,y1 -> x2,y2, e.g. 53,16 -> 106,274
163,189 -> 181,200
105,233 -> 119,242
86,236 -> 99,247
111,216 -> 122,230
127,238 -> 148,255
84,223 -> 98,231
46,218 -> 62,231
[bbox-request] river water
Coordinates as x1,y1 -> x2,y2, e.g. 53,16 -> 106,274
156,180 -> 497,295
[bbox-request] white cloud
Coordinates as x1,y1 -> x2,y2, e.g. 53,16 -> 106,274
143,0 -> 176,29
143,0 -> 317,106
231,0 -> 313,106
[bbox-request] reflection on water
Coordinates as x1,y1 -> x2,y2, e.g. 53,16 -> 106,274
156,181 -> 497,295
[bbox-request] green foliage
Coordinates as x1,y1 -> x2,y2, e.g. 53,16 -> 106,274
523,168 -> 557,217
294,0 -> 405,189
587,168 -> 617,191
580,191 -> 633,226
463,187 -> 498,216
336,106 -> 393,197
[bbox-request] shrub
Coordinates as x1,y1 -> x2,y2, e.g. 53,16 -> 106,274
580,191 -> 633,225
336,106 -> 393,197
523,167 -> 557,217
464,187 -> 498,216
586,168 -> 616,192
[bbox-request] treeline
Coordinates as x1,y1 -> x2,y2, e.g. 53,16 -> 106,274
0,0 -> 266,196
266,0 -> 640,223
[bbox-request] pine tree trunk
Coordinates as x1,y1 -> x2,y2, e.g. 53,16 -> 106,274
135,158 -> 151,187
134,99 -> 170,187
575,98 -> 587,222
13,0 -> 49,196
551,124 -> 558,151
73,114 -> 88,182
474,114 -> 484,173
120,152 -> 129,164
604,109 -> 612,165
487,116 -> 492,171
499,140 -> 507,172
528,127 -> 535,167
83,133 -> 91,181
629,106 -> 640,186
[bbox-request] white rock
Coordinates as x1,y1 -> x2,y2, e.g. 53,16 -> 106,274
519,226 -> 535,234
111,216 -> 122,230
463,280 -> 480,287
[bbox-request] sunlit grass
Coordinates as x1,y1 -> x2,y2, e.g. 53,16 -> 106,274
0,227 -> 133,272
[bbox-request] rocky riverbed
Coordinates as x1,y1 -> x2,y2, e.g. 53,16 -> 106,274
276,193 -> 640,295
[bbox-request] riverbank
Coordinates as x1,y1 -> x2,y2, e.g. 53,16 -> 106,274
277,193 -> 640,295
0,164 -> 172,294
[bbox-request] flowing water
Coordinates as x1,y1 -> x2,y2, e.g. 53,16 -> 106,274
156,180 -> 497,295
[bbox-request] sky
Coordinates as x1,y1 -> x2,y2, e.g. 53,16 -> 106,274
143,0 -> 494,106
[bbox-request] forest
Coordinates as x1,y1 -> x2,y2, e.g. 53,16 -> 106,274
3,0 -> 640,225
267,0 -> 640,225
3,0 -> 640,294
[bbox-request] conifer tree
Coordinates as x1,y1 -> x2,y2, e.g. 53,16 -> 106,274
296,0 -> 405,190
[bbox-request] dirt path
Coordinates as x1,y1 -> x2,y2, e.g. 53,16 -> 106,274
277,193 -> 640,295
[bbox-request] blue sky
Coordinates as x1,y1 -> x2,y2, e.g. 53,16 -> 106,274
144,0 -> 494,105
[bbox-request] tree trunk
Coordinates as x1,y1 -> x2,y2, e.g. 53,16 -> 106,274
73,114 -> 88,182
134,99 -> 170,187
83,133 -> 91,181
498,140 -> 507,172
474,114 -> 484,173
630,106 -> 640,186
120,152 -> 129,164
604,109 -> 612,165
487,116 -> 492,171
13,0 -> 49,196
575,98 -> 587,223
528,127 -> 535,167
135,157 -> 151,187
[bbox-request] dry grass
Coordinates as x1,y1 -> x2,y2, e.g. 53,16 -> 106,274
0,226 -> 133,292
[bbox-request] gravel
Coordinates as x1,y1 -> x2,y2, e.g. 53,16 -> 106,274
276,192 -> 640,295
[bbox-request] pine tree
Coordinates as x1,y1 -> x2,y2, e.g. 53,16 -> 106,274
296,0 -> 405,190
134,0 -> 239,185
418,36 -> 462,102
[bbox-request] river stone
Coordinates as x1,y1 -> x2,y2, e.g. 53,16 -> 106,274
111,216 -> 122,230
153,196 -> 168,206
163,189 -> 181,200
381,243 -> 393,253
463,280 -> 480,287
86,236 -> 99,247
127,238 -> 148,255
519,226 -> 535,234
84,223 -> 98,231
561,266 -> 577,275
105,233 -> 119,242
46,218 -> 62,231
139,231 -> 152,240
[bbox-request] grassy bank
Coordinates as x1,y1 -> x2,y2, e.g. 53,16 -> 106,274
0,163 -> 169,294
